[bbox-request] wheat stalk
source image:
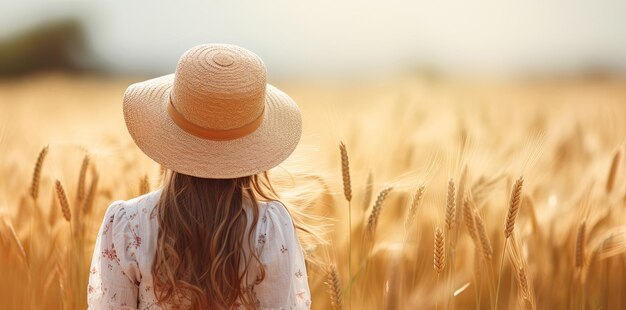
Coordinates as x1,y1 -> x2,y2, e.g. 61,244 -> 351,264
325,264 -> 343,310
405,185 -> 425,231
498,175 -> 524,309
338,141 -> 353,309
575,221 -> 586,268
55,180 -> 71,222
366,186 -> 393,239
504,176 -> 524,238
339,142 -> 352,202
606,148 -> 621,193
444,177 -> 458,310
3,220 -> 27,263
30,145 -> 49,201
434,227 -> 446,274
474,210 -> 493,260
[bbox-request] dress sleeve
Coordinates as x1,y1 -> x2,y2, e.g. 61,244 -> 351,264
253,201 -> 311,309
88,201 -> 142,310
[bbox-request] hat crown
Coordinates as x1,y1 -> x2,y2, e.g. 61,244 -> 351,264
170,44 -> 267,130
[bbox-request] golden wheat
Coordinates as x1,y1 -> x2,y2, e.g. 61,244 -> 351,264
462,197 -> 478,244
474,210 -> 493,260
3,75 -> 626,309
606,148 -> 622,193
29,145 -> 48,201
434,227 -> 445,274
445,179 -> 456,232
76,154 -> 90,204
404,184 -> 425,231
517,266 -> 529,298
325,264 -> 343,310
504,176 -> 524,239
55,179 -> 71,222
365,186 -> 393,239
339,142 -> 352,202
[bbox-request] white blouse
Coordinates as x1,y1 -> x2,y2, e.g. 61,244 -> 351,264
87,189 -> 311,309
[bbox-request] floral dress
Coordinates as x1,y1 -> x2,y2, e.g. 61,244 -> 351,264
87,188 -> 311,309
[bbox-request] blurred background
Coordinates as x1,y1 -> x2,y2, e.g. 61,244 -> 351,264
2,1 -> 626,79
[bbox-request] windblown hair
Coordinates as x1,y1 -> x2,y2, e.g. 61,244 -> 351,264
152,170 -> 280,309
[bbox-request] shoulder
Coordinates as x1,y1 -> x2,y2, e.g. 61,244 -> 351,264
102,189 -> 162,233
255,200 -> 297,251
261,200 -> 295,227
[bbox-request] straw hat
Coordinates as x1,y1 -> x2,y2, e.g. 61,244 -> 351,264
123,44 -> 302,179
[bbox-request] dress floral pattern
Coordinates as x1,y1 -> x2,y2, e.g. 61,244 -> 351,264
88,189 -> 311,309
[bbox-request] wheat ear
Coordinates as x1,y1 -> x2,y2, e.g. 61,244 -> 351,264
606,148 -> 622,193
339,141 -> 353,309
366,186 -> 393,239
463,197 -> 478,245
497,175 -> 523,309
405,185 -> 426,231
445,179 -> 456,232
76,154 -> 90,204
55,180 -> 71,222
517,266 -> 530,298
474,210 -> 493,260
30,145 -> 49,201
504,176 -> 524,238
339,142 -> 352,202
434,227 -> 446,274
325,264 -> 343,310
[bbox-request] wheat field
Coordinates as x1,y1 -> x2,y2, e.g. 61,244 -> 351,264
1,73 -> 625,309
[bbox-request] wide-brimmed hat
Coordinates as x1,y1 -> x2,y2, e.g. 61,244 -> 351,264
123,44 -> 302,179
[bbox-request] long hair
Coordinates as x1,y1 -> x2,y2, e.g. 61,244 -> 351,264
151,170 -> 279,309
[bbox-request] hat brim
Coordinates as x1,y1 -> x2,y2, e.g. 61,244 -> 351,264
123,74 -> 302,179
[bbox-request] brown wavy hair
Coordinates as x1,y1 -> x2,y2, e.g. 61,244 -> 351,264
151,170 -> 280,309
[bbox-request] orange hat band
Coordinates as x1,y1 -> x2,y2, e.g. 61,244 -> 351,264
167,98 -> 264,141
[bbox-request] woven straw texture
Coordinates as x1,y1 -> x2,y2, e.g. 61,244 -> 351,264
123,44 -> 302,179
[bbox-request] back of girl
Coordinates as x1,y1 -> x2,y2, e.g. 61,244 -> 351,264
87,44 -> 312,309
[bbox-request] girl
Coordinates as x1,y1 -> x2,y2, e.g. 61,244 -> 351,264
88,44 -> 311,309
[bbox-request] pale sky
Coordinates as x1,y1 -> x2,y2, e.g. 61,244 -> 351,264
2,1 -> 626,78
